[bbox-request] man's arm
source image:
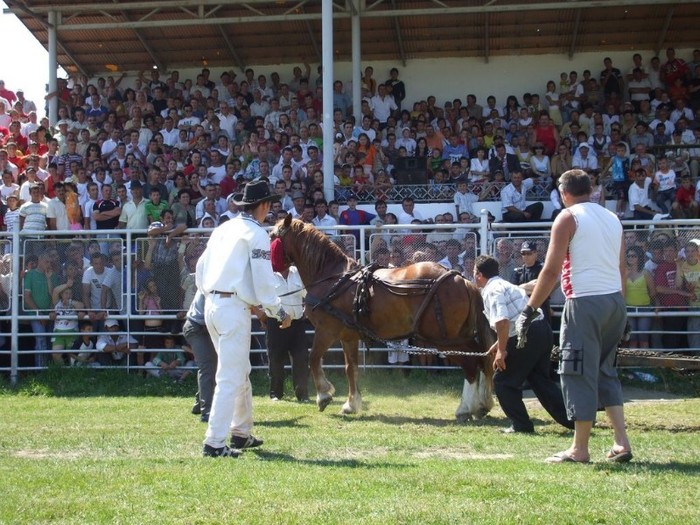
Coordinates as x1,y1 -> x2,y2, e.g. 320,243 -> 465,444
618,233 -> 627,299
527,210 -> 575,309
82,282 -> 92,308
492,318 -> 510,372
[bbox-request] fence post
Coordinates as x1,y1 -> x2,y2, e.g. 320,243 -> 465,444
479,209 -> 490,255
10,229 -> 20,386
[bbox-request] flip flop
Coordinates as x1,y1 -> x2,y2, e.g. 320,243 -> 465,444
606,449 -> 633,463
545,451 -> 590,464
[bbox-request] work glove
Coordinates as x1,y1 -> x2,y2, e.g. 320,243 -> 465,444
515,305 -> 539,349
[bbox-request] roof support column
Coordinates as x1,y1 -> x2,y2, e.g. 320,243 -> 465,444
351,0 -> 362,121
48,10 -> 58,124
322,0 -> 336,202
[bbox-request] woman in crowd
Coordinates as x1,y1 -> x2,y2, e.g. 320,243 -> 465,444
625,245 -> 655,350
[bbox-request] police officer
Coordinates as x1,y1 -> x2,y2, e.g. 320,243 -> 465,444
510,241 -> 551,324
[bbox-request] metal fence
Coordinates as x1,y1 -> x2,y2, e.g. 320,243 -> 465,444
2,216 -> 699,384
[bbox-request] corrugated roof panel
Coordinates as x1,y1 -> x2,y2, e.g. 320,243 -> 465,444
9,1 -> 700,75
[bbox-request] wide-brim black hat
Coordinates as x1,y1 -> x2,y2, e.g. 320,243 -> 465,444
231,180 -> 281,207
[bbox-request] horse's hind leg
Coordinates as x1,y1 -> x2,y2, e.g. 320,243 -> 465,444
340,339 -> 362,415
455,359 -> 494,423
309,331 -> 335,412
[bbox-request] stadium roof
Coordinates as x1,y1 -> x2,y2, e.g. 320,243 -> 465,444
5,0 -> 700,77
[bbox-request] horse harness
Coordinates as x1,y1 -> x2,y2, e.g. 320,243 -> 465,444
304,264 -> 489,358
273,222 -> 487,357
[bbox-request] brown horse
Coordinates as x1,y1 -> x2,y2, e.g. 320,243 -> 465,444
272,216 -> 495,421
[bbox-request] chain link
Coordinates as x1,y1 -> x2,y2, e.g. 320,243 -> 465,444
382,340 -> 490,358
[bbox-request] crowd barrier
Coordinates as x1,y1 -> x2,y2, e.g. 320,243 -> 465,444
1,214 -> 699,385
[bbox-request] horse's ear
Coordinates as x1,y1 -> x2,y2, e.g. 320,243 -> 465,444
283,213 -> 293,228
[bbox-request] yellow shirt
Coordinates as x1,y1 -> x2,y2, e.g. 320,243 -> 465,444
626,273 -> 651,306
677,259 -> 700,307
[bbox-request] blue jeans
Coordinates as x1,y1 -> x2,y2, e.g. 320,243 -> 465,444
30,320 -> 48,367
655,189 -> 675,214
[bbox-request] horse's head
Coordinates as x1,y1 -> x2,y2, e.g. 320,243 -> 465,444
270,215 -> 351,285
270,213 -> 294,242
270,214 -> 300,267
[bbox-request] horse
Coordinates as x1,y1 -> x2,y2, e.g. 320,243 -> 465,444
271,215 -> 496,422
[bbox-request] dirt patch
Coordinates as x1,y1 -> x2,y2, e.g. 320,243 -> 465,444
414,449 -> 513,460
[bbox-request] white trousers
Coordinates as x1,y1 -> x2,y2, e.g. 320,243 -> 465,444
203,294 -> 254,448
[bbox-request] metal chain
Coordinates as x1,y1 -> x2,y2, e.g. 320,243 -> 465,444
379,340 -> 490,358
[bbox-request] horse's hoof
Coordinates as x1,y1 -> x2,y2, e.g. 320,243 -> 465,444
455,412 -> 473,424
317,395 -> 333,412
341,401 -> 357,414
473,407 -> 490,420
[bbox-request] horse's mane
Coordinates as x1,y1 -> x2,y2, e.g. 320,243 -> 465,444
288,220 -> 354,277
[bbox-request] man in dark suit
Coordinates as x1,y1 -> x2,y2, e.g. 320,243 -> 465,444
489,143 -> 520,181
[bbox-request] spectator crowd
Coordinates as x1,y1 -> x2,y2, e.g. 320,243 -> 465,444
1,47 -> 700,368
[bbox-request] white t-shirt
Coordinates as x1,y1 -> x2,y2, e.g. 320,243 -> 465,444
628,178 -> 653,210
82,266 -> 117,310
654,169 -> 677,192
453,191 -> 478,215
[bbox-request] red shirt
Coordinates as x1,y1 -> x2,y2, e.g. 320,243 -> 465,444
0,88 -> 16,105
675,185 -> 695,207
654,261 -> 686,308
218,176 -> 237,198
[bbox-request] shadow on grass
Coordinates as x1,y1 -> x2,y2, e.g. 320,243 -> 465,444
251,449 -> 410,469
256,416 -> 310,429
593,461 -> 700,474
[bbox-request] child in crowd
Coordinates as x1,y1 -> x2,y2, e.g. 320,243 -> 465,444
429,148 -> 443,174
453,179 -> 478,220
137,278 -> 164,362
3,194 -> 20,235
68,321 -> 100,367
351,165 -> 372,195
671,175 -> 698,219
654,157 -> 677,215
373,170 -> 393,201
605,143 -> 630,217
144,187 -> 168,224
49,283 -> 86,365
145,334 -> 195,381
559,72 -> 570,94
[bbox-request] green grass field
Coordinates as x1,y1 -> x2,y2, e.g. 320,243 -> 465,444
1,368 -> 699,524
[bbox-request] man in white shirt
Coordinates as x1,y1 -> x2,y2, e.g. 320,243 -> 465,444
195,180 -> 291,458
312,199 -> 338,232
370,84 -> 398,127
217,101 -> 238,139
118,180 -> 149,230
501,172 -> 543,222
474,254 -> 572,434
159,116 -> 180,147
628,169 -> 655,220
46,182 -> 70,231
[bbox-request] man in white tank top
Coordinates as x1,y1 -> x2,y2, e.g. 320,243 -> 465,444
515,169 -> 633,464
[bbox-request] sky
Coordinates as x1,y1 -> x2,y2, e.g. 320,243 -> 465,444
0,1 -> 62,119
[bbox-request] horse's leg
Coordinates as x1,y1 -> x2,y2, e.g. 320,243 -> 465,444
340,338 -> 362,414
455,358 -> 494,423
309,330 -> 336,412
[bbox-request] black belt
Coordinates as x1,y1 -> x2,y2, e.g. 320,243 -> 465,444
211,290 -> 236,298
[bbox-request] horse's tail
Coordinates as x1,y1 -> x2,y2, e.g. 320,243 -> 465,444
471,283 -> 495,392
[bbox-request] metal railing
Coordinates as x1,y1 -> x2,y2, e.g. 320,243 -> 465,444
2,216 -> 699,384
